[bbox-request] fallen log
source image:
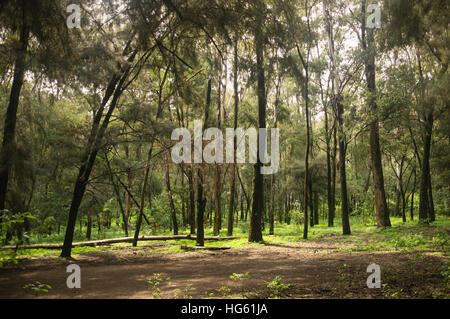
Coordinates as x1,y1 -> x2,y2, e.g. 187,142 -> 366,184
180,245 -> 231,251
193,235 -> 241,241
0,234 -> 242,250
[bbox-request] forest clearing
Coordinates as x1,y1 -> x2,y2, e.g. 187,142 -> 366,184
0,0 -> 449,303
1,217 -> 449,299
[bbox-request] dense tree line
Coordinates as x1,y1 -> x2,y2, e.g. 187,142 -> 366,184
0,0 -> 448,257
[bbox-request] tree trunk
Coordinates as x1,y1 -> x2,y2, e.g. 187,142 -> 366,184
105,152 -> 128,236
213,61 -> 223,236
133,143 -> 154,246
0,10 -> 30,211
188,169 -> 196,234
410,167 -> 416,221
165,151 -> 178,235
337,99 -> 351,235
249,25 -> 265,243
428,171 -> 435,222
86,209 -> 92,240
196,79 -> 212,246
61,51 -> 136,257
314,192 -> 319,225
419,112 -> 433,223
362,0 -> 390,228
132,64 -> 168,246
227,36 -> 239,237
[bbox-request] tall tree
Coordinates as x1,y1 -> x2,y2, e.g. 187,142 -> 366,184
249,2 -> 267,243
0,0 -> 70,213
361,0 -> 391,227
227,35 -> 240,236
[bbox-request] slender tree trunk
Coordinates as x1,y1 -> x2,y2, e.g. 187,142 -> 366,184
188,169 -> 196,234
314,192 -> 319,225
323,0 -> 336,228
86,209 -> 92,240
0,7 -> 30,211
133,144 -> 154,246
165,151 -> 178,235
197,79 -> 212,246
227,35 -> 239,236
419,112 -> 433,223
249,26 -> 265,243
132,64 -> 167,247
337,99 -> 351,235
61,51 -> 136,257
181,167 -> 187,227
105,152 -> 128,236
410,165 -> 416,221
213,62 -> 223,236
309,174 -> 314,227
362,0 -> 390,228
428,171 -> 435,222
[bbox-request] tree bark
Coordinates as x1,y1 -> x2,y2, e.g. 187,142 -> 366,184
165,151 -> 178,235
362,0 -> 390,228
227,35 -> 239,236
0,6 -> 30,211
196,79 -> 212,246
419,112 -> 433,223
249,25 -> 265,243
188,168 -> 196,234
337,99 -> 351,235
61,67 -> 130,257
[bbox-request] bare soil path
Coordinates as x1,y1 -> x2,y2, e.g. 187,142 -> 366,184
0,241 -> 448,299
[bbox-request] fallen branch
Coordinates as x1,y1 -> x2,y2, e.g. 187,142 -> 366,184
0,234 -> 243,250
180,245 -> 231,251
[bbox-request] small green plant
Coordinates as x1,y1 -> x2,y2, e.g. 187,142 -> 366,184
23,281 -> 52,295
264,275 -> 291,298
337,263 -> 350,282
290,210 -> 304,226
147,273 -> 170,299
390,234 -> 426,248
440,261 -> 450,288
182,284 -> 196,299
229,272 -> 250,280
216,285 -> 232,296
0,211 -> 34,268
432,231 -> 448,249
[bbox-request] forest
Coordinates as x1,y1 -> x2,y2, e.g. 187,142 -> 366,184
0,0 -> 449,300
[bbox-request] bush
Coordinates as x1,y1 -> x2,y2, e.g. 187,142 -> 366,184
290,210 -> 304,225
390,234 -> 426,248
432,231 -> 449,249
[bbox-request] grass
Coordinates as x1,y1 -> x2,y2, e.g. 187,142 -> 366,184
1,216 -> 449,264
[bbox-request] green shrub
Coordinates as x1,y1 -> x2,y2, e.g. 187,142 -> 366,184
290,210 -> 304,226
390,234 -> 426,248
264,275 -> 291,298
432,231 -> 449,249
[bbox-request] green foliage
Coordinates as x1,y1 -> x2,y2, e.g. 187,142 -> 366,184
0,211 -> 35,267
23,281 -> 52,295
337,264 -> 351,282
174,284 -> 196,299
390,234 -> 427,248
230,272 -> 251,280
146,273 -> 170,299
216,285 -> 232,296
431,230 -> 449,249
264,276 -> 291,298
290,210 -> 304,226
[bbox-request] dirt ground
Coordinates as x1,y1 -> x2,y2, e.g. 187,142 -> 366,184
0,239 -> 448,299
